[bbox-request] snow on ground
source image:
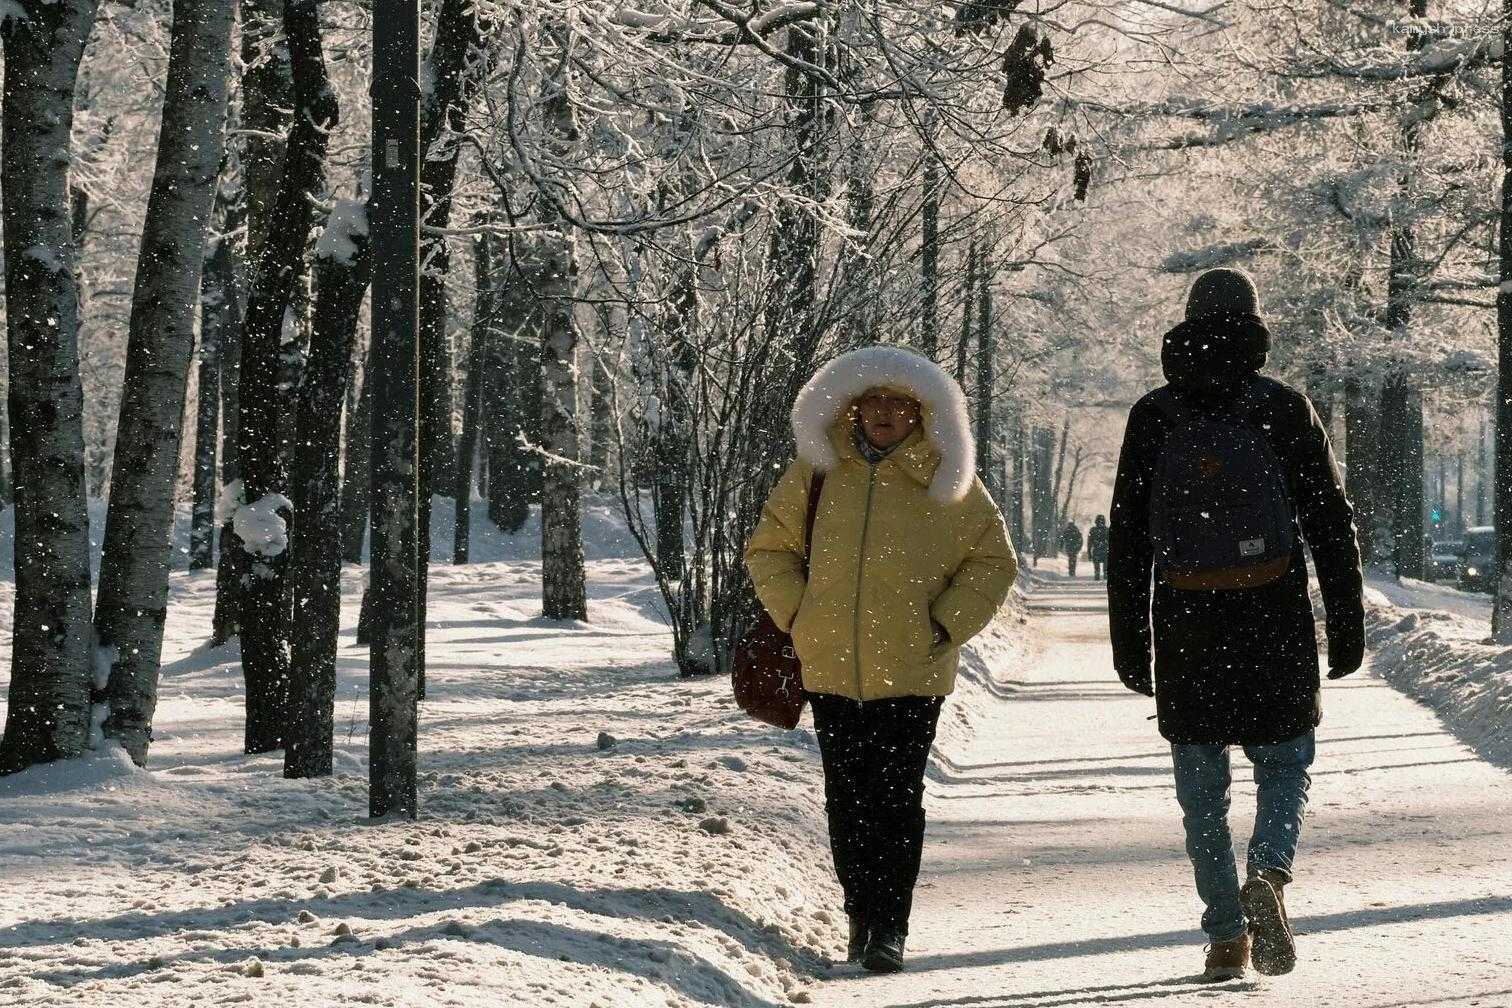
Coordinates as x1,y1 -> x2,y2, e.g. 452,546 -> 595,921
1366,572 -> 1493,624
0,500 -> 857,1007
4,508 -> 1512,1006
1362,581 -> 1512,769
818,572 -> 1512,1007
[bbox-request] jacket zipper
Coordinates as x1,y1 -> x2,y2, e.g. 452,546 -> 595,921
853,466 -> 877,702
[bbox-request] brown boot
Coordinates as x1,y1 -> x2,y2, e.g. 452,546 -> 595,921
1202,933 -> 1251,982
1241,868 -> 1296,976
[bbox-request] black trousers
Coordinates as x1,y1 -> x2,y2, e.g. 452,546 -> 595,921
809,692 -> 944,936
1092,559 -> 1104,580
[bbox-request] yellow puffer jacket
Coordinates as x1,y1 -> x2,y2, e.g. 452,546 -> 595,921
745,348 -> 1017,700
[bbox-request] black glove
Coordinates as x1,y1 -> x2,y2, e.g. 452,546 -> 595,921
1325,620 -> 1365,681
1117,666 -> 1155,697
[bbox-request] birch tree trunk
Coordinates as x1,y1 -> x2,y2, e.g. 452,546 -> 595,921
235,0 -> 336,754
93,0 -> 235,765
0,0 -> 101,774
285,202 -> 368,778
538,16 -> 587,620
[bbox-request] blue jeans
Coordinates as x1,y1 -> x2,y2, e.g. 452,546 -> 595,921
1171,731 -> 1315,942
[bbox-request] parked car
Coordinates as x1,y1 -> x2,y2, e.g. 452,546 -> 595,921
1458,526 -> 1497,593
1426,539 -> 1463,582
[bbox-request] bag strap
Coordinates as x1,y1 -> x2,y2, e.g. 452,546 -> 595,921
801,473 -> 826,575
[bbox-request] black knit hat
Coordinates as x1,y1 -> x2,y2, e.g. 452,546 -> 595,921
1185,267 -> 1260,320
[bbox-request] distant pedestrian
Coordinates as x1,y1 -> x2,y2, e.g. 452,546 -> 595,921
746,346 -> 1016,974
1106,267 -> 1364,983
1088,515 -> 1109,580
1059,521 -> 1084,578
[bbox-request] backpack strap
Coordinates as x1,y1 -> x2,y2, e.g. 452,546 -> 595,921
801,473 -> 826,575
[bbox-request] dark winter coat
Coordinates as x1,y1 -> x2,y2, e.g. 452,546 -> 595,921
1059,525 -> 1084,557
1107,312 -> 1365,746
1088,523 -> 1109,562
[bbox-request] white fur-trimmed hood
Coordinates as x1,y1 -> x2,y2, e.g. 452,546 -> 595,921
791,345 -> 976,503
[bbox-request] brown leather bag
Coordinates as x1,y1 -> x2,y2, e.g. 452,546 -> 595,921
733,474 -> 825,730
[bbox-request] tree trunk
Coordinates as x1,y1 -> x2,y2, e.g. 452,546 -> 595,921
588,350 -> 612,489
285,201 -> 369,779
235,0 -> 336,755
91,0 -> 235,765
369,0 -> 423,820
1477,414 -> 1489,526
1455,451 -> 1464,532
415,0 -> 490,686
974,254 -> 996,503
919,135 -> 940,359
1049,416 -> 1070,555
214,0 -> 289,646
1059,446 -> 1085,526
539,17 -> 586,621
956,242 -> 975,389
454,232 -> 495,564
1379,0 -> 1428,582
190,217 -> 227,571
1031,426 -> 1054,560
1495,0 -> 1512,637
0,0 -> 101,774
483,253 -> 536,532
653,237 -> 697,577
1344,377 -> 1380,566
1009,414 -> 1027,549
210,191 -> 247,641
341,345 -> 373,562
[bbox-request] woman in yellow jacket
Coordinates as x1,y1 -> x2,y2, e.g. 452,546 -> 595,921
746,345 -> 1016,973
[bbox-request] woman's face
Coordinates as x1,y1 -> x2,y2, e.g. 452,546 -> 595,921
856,391 -> 922,449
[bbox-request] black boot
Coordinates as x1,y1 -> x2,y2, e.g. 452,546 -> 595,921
846,916 -> 868,963
1241,868 -> 1296,976
862,929 -> 906,973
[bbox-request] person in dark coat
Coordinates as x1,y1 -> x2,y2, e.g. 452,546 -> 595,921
1107,267 -> 1364,982
1088,515 -> 1109,580
1059,521 -> 1084,577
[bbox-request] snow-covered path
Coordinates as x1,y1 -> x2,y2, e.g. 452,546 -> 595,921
816,574 -> 1512,1007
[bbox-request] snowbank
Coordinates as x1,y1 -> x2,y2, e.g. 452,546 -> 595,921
1361,585 -> 1512,768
